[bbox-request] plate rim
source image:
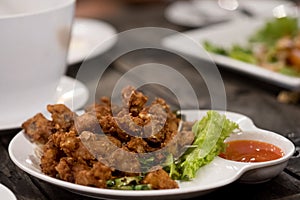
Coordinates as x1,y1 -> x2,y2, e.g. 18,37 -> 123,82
8,109 -> 295,199
8,132 -> 234,198
0,184 -> 17,200
67,17 -> 118,65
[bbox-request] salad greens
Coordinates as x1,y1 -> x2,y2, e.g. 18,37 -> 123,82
165,111 -> 239,181
249,17 -> 298,46
203,17 -> 300,77
107,176 -> 151,190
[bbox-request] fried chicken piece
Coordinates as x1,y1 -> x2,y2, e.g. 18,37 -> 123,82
115,109 -> 143,137
86,99 -> 133,142
40,139 -> 65,177
143,117 -> 174,148
85,97 -> 114,119
75,162 -> 112,188
142,106 -> 166,138
107,135 -> 122,147
51,130 -> 95,161
55,157 -> 91,183
125,137 -> 150,153
142,97 -> 179,147
152,98 -> 179,132
41,130 -> 96,178
47,104 -> 77,131
99,114 -> 131,142
24,86 -> 186,190
56,157 -> 74,182
74,112 -> 102,134
79,131 -> 120,166
22,104 -> 80,144
22,113 -> 54,144
122,86 -> 148,116
109,148 -> 141,173
142,168 -> 179,189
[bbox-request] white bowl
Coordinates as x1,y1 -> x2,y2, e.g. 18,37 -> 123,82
223,131 -> 294,183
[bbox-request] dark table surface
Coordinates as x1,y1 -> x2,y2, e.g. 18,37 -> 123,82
1,1 -> 300,200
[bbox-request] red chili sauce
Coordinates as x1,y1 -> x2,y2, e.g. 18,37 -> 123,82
219,140 -> 284,162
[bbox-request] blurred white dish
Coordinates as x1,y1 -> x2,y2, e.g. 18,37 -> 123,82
0,184 -> 16,200
165,1 -> 233,27
0,76 -> 89,130
238,0 -> 296,19
162,18 -> 300,90
165,0 -> 243,27
164,0 -> 294,27
8,110 -> 295,199
67,18 -> 117,64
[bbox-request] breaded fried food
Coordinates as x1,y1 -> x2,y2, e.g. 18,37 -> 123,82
40,138 -> 64,177
47,104 -> 77,131
22,86 -> 189,190
22,113 -> 53,144
22,104 -> 77,144
122,85 -> 148,116
142,168 -> 179,189
75,162 -> 112,188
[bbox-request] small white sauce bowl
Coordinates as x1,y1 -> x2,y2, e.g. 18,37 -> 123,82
223,130 -> 295,183
181,110 -> 295,184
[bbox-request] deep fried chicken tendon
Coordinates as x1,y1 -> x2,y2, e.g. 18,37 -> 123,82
122,86 -> 148,116
142,168 -> 179,189
47,104 -> 77,131
22,104 -> 77,144
22,113 -> 54,144
40,138 -> 64,177
75,162 -> 112,188
21,86 -> 196,190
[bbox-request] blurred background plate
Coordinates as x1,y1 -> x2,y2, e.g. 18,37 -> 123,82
67,18 -> 117,65
0,184 -> 16,200
237,0 -> 296,19
164,0 -> 295,27
162,18 -> 300,90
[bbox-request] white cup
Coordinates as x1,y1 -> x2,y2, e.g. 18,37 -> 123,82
0,0 -> 75,128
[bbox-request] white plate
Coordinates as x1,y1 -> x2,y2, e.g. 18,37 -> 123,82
162,18 -> 300,90
0,76 -> 89,130
67,18 -> 117,65
0,184 -> 16,200
238,0 -> 296,19
164,0 -> 293,27
164,0 -> 242,27
8,110 -> 295,199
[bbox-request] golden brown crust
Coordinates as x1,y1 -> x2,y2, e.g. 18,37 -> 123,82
22,86 -> 184,190
47,104 -> 77,131
75,162 -> 112,188
142,168 -> 179,189
21,113 -> 54,144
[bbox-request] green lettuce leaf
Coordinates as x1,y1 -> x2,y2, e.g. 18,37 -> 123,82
168,110 -> 239,180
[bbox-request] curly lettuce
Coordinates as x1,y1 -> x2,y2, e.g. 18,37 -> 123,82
166,110 -> 239,180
